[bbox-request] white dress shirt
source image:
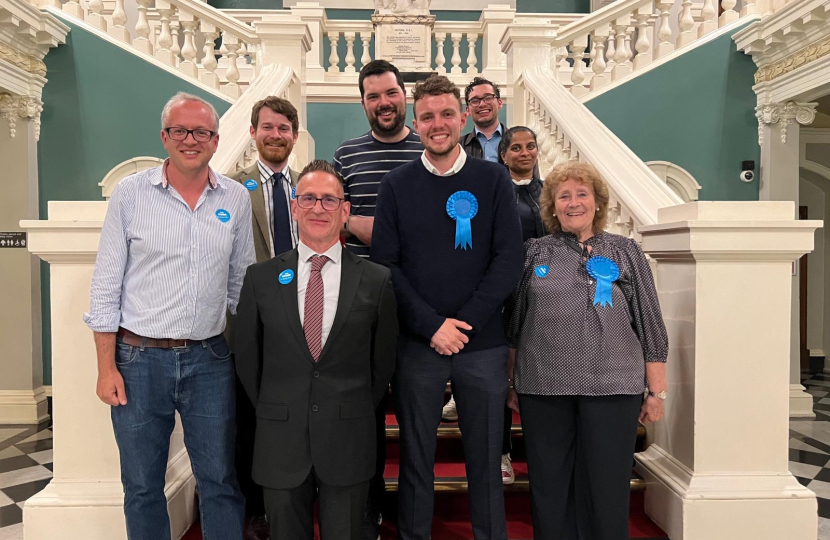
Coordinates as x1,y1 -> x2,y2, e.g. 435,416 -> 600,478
420,145 -> 467,177
297,240 -> 342,348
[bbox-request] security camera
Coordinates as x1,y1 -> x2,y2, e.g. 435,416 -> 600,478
740,160 -> 755,183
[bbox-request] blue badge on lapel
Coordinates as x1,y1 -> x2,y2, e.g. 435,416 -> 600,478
244,179 -> 258,191
291,186 -> 296,200
535,265 -> 550,278
215,209 -> 231,223
278,269 -> 295,285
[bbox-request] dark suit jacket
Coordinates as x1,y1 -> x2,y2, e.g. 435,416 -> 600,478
234,247 -> 398,490
227,163 -> 300,264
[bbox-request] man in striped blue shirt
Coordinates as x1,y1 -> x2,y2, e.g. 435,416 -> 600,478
333,60 -> 422,540
84,93 -> 254,540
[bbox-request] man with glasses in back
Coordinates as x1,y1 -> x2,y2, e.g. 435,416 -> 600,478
85,92 -> 254,540
460,77 -> 506,164
234,160 -> 398,540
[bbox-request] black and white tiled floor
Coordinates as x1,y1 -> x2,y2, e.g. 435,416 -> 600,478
0,421 -> 53,540
5,377 -> 830,539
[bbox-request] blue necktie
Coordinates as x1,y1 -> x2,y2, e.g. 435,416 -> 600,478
272,172 -> 293,256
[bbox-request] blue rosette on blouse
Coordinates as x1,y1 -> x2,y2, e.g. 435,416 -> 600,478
585,256 -> 620,307
446,191 -> 478,250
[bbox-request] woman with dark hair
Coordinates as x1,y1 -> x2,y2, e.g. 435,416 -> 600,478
507,161 -> 668,540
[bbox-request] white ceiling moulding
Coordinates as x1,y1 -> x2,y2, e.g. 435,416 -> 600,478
283,0 -> 515,11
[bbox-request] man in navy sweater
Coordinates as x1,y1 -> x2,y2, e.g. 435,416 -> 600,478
371,75 -> 523,540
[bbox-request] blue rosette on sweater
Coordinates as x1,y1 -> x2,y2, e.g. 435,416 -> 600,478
446,191 -> 478,250
586,256 -> 620,307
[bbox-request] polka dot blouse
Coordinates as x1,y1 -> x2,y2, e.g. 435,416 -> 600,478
506,231 -> 668,396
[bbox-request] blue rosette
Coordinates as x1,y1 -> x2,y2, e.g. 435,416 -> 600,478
585,256 -> 620,307
446,191 -> 478,250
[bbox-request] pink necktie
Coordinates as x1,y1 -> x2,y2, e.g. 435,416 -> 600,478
303,255 -> 329,362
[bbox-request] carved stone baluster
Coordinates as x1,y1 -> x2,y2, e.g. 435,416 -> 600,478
108,0 -> 129,43
343,32 -> 357,73
63,0 -> 84,19
605,28 -> 617,71
546,124 -> 559,171
720,0 -> 738,25
450,33 -> 462,74
170,22 -> 182,66
633,8 -> 652,70
590,24 -> 610,91
327,32 -> 340,73
676,0 -> 695,48
86,0 -> 107,31
434,32 -> 447,74
611,15 -> 631,80
654,0 -> 674,60
569,35 -> 588,97
133,0 -> 154,55
200,23 -> 220,90
741,0 -> 759,16
247,42 -> 259,79
221,32 -> 241,98
623,26 -> 634,68
698,0 -> 718,37
466,34 -> 478,74
551,45 -> 568,79
178,20 -> 199,78
537,114 -> 552,174
554,130 -> 566,166
359,31 -> 372,68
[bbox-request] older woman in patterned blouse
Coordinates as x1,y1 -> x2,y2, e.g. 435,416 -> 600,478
506,162 -> 668,540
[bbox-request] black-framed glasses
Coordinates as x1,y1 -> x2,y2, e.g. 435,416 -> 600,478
164,127 -> 216,142
295,194 -> 344,211
467,94 -> 497,107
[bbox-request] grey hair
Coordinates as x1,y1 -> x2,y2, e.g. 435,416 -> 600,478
160,92 -> 220,131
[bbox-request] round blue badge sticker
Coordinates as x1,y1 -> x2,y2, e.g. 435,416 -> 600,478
215,209 -> 231,223
244,179 -> 258,191
278,269 -> 295,285
291,186 -> 296,200
534,265 -> 550,278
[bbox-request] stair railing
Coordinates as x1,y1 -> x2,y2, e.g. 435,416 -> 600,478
518,66 -> 683,238
42,0 -> 260,99
210,63 -> 299,175
552,0 -> 758,97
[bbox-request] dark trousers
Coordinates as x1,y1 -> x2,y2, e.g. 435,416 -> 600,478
502,405 -> 512,455
394,339 -> 508,540
235,376 -> 265,518
518,393 -> 642,540
263,468 -> 370,540
359,390 -> 389,539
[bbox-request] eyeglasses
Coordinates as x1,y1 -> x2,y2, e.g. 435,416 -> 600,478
467,94 -> 497,107
164,127 -> 216,142
295,194 -> 344,211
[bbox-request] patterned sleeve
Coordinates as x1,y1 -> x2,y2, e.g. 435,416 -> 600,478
506,238 -> 541,348
622,238 -> 668,362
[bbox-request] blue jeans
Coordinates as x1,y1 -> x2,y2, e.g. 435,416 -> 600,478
111,335 -> 244,540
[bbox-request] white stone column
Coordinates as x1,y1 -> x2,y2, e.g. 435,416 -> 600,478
636,201 -> 821,540
479,4 -> 515,81
757,100 -> 819,418
290,2 -> 327,83
499,21 -> 557,128
0,96 -> 48,424
20,202 -> 195,540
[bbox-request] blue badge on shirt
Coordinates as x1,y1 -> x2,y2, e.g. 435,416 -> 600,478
586,256 -> 620,307
534,265 -> 550,278
215,209 -> 231,223
291,186 -> 296,200
278,269 -> 295,285
244,179 -> 258,191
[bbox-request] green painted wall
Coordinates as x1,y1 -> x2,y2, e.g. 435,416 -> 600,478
517,0 -> 590,13
38,20 -> 231,384
584,27 -> 760,202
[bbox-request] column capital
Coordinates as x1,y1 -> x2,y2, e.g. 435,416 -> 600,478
0,93 -> 43,140
755,100 -> 817,145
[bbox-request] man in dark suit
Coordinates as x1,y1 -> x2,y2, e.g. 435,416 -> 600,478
235,160 -> 398,540
226,96 -> 302,539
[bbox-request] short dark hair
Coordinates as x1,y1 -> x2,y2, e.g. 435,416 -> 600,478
498,126 -> 537,157
464,77 -> 501,104
358,60 -> 406,98
412,74 -> 461,114
251,96 -> 299,132
298,159 -> 345,187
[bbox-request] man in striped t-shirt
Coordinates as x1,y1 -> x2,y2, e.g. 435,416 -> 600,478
334,60 -> 422,259
333,60 -> 421,540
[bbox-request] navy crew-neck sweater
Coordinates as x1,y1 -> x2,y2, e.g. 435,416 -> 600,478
371,155 -> 524,352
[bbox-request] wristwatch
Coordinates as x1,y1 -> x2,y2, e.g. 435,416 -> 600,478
647,389 -> 667,400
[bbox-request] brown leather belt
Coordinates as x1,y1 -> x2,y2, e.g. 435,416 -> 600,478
117,327 -> 203,349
